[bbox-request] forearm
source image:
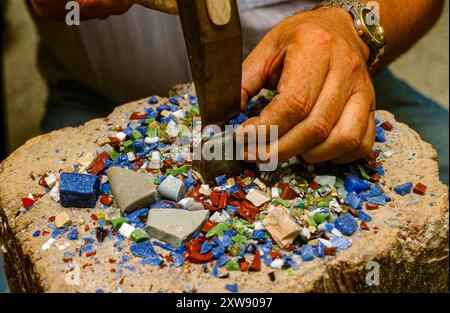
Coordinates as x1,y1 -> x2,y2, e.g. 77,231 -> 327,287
30,0 -> 134,21
363,0 -> 445,71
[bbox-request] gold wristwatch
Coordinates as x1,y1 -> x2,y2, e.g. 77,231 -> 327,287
320,0 -> 387,69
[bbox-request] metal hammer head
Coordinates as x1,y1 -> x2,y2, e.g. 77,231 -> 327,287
177,0 -> 247,184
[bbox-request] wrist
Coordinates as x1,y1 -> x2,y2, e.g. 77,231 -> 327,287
314,6 -> 371,63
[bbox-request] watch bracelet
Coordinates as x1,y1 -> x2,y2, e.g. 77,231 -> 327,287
320,0 -> 383,69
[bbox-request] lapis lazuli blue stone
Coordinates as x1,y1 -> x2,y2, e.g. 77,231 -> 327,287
67,228 -> 79,240
125,208 -> 149,223
344,192 -> 363,210
59,173 -> 100,208
358,210 -> 372,222
189,95 -> 198,105
393,182 -> 413,196
200,241 -> 213,254
130,241 -> 159,259
225,283 -> 239,293
100,183 -> 110,195
227,113 -> 249,126
150,200 -> 175,209
375,126 -> 386,142
156,104 -> 171,113
140,257 -> 163,266
367,185 -> 382,197
172,252 -> 185,267
317,242 -> 325,258
367,194 -> 388,205
226,205 -> 238,215
334,213 -> 358,236
330,236 -> 352,251
376,165 -> 385,176
215,174 -> 227,186
301,244 -> 315,261
216,255 -> 229,267
345,176 -> 371,193
212,244 -> 225,259
252,229 -> 266,240
148,96 -> 158,104
145,107 -> 158,118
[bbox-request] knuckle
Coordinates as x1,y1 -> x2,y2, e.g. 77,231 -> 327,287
313,28 -> 334,48
309,117 -> 331,141
340,133 -> 361,151
343,50 -> 363,72
284,93 -> 309,120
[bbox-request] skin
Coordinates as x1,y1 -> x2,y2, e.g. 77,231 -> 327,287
31,0 -> 445,164
31,0 -> 134,20
237,0 -> 445,164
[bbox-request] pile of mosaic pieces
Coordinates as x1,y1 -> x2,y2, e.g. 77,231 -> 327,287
18,89 -> 428,293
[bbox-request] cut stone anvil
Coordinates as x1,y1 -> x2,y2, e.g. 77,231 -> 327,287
0,84 -> 448,293
193,131 -> 252,185
107,167 -> 157,213
146,209 -> 209,247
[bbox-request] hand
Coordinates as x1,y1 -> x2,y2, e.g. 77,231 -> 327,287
237,7 -> 376,165
31,0 -> 134,20
134,0 -> 178,15
75,0 -> 134,19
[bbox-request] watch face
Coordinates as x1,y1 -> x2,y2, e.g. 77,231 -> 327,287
361,8 -> 385,44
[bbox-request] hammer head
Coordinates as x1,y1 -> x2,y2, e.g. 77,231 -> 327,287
177,0 -> 247,184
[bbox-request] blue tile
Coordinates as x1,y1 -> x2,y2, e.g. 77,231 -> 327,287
59,172 -> 100,208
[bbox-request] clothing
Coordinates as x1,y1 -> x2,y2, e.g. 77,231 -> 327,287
374,70 -> 449,185
30,0 -> 318,104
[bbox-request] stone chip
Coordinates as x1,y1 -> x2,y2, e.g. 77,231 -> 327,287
107,167 -> 157,213
158,175 -> 186,202
55,212 -> 72,229
263,206 -> 301,248
146,209 -> 209,247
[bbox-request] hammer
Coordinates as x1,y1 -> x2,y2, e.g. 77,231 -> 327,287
135,0 -> 248,184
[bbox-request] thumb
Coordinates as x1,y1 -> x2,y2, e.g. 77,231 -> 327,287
241,35 -> 281,110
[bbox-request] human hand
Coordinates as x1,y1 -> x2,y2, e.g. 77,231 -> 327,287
237,7 -> 376,165
74,0 -> 134,19
133,0 -> 178,15
31,0 -> 133,20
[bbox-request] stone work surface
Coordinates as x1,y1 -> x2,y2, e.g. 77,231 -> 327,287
0,93 -> 448,293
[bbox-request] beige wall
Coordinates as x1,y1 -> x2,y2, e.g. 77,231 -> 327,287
3,0 -> 449,152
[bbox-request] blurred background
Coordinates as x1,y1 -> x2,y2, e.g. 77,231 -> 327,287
0,0 -> 449,293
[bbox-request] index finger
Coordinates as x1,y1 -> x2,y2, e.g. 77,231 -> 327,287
237,42 -> 329,142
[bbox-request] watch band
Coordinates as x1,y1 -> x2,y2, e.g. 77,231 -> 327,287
320,0 -> 387,69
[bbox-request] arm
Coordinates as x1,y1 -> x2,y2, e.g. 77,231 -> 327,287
369,0 -> 445,71
237,0 -> 445,165
31,0 -> 134,20
30,0 -> 179,20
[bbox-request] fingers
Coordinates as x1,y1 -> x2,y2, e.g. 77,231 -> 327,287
238,42 -> 330,143
300,89 -> 374,163
145,0 -> 178,15
241,36 -> 282,109
272,83 -> 369,165
330,112 -> 376,164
